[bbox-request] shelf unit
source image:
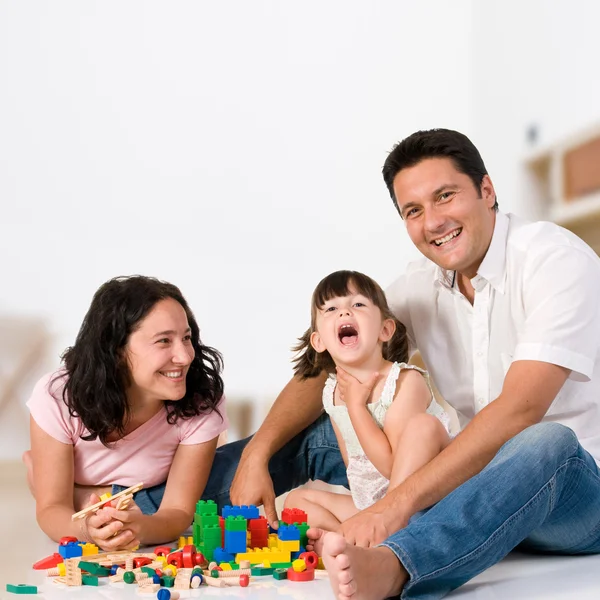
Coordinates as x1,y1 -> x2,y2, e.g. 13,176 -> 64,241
524,123 -> 600,253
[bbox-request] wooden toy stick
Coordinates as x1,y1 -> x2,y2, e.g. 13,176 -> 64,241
71,482 -> 143,520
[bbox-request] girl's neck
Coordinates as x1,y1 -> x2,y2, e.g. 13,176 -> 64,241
335,355 -> 393,384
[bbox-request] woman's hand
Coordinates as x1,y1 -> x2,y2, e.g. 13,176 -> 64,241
81,494 -> 140,551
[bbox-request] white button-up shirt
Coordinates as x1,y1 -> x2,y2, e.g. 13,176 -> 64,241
387,211 -> 600,463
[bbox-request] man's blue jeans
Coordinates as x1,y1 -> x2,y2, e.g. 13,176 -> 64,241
201,412 -> 349,507
381,422 -> 600,599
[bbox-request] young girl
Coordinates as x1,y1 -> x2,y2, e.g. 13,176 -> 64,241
284,270 -> 450,531
24,275 -> 228,551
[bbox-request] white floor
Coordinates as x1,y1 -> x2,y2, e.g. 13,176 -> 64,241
2,461 -> 600,600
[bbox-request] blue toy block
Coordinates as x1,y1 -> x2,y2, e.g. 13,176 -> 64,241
58,542 -> 83,559
278,524 -> 300,541
224,529 -> 247,554
291,546 -> 306,561
213,547 -> 235,563
222,504 -> 259,520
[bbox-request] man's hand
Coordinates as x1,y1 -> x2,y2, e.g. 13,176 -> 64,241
230,450 -> 279,529
82,494 -> 139,551
339,504 -> 406,548
336,367 -> 379,410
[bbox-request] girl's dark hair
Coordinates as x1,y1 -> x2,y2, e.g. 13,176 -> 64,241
50,275 -> 224,446
293,270 -> 408,379
382,128 -> 499,215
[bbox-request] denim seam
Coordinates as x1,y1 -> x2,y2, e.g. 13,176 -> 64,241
401,456 -> 579,588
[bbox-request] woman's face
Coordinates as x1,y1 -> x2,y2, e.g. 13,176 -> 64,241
124,297 -> 195,405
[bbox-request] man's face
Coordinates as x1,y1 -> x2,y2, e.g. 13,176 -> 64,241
393,157 -> 497,278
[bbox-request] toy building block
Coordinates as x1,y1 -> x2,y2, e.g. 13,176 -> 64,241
81,575 -> 98,586
71,482 -> 143,520
6,584 -> 38,594
32,552 -> 63,570
292,559 -> 306,572
222,504 -> 259,519
65,558 -> 82,586
278,524 -> 300,541
77,561 -> 110,576
58,542 -> 82,559
273,568 -> 288,580
291,546 -> 306,560
299,551 -> 318,569
213,548 -> 235,563
79,542 -> 99,555
281,507 -> 307,525
287,566 -> 315,582
235,547 -> 291,565
250,566 -> 273,576
224,529 -> 246,554
224,515 -> 247,531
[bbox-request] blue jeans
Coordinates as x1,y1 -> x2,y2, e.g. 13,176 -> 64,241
117,413 -> 349,515
381,422 -> 600,600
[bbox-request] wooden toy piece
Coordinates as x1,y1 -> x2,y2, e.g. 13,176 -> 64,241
239,574 -> 250,587
239,559 -> 251,569
115,493 -> 134,510
71,482 -> 143,521
65,558 -> 82,586
203,575 -> 228,588
138,583 -> 161,594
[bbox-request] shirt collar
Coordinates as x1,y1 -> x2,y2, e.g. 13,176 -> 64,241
436,211 -> 509,294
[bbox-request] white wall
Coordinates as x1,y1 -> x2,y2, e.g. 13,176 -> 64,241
471,0 -> 600,219
0,0 -> 475,457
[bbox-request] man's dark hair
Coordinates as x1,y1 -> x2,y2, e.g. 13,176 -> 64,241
382,128 -> 498,215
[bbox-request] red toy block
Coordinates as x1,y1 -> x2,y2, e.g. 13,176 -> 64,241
281,508 -> 308,525
154,545 -> 173,557
133,557 -> 153,568
59,536 -> 78,546
287,566 -> 315,582
299,551 -> 318,569
32,553 -> 63,570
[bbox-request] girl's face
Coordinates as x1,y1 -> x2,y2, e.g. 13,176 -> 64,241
310,285 -> 394,366
124,297 -> 195,405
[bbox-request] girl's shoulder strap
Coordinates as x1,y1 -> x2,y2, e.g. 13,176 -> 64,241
379,362 -> 434,409
322,373 -> 337,412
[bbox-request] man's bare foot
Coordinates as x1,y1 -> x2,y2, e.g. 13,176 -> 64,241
22,450 -> 34,497
322,532 -> 407,600
306,526 -> 328,555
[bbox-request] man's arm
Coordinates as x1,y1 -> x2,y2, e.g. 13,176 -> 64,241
341,359 -> 570,546
230,371 -> 327,526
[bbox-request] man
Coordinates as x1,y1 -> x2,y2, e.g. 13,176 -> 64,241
204,129 -> 600,599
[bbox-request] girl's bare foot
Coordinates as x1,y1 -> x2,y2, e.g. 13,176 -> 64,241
322,532 -> 407,600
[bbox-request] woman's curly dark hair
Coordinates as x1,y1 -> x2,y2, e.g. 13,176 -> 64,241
50,275 -> 224,446
292,270 -> 408,379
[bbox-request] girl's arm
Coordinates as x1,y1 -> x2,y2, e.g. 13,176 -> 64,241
343,369 -> 431,479
104,437 -> 219,545
30,417 -> 137,549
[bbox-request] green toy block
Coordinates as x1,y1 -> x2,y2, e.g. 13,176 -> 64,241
82,575 -> 99,586
251,566 -> 274,576
225,515 -> 247,531
271,562 -> 293,569
141,566 -> 156,576
273,568 -> 288,580
6,584 -> 38,594
78,561 -> 110,576
295,522 -> 310,547
162,575 -> 175,587
196,499 -> 218,515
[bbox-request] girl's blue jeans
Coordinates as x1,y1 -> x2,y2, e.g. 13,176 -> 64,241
119,417 -> 600,599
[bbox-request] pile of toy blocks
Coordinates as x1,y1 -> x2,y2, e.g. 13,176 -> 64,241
27,504 -> 322,594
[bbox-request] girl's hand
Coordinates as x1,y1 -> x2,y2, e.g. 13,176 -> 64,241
82,494 -> 139,551
336,367 -> 379,410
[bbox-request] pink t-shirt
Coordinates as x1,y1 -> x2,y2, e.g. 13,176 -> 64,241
27,372 -> 229,487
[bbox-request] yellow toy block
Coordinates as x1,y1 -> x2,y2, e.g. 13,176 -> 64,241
278,540 -> 300,553
100,493 -> 112,502
292,559 -> 306,572
80,543 -> 99,556
267,533 -> 279,548
235,547 -> 291,565
219,563 -> 233,571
